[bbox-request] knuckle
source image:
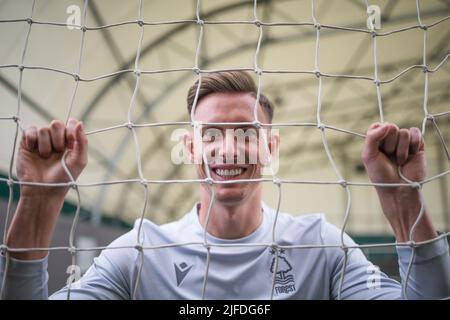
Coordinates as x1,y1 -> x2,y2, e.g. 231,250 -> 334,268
38,127 -> 50,135
24,128 -> 35,138
366,131 -> 376,141
50,119 -> 64,130
54,142 -> 65,151
77,157 -> 88,167
25,125 -> 37,132
399,129 -> 409,138
397,147 -> 407,157
68,118 -> 78,125
369,122 -> 381,130
411,127 -> 421,137
361,153 -> 368,163
361,150 -> 371,164
39,146 -> 51,156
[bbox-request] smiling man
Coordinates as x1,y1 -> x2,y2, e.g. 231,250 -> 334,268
185,76 -> 278,239
1,71 -> 449,299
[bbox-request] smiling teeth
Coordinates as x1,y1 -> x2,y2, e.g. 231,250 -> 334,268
214,168 -> 243,177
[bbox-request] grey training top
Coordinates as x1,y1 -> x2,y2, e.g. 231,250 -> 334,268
1,202 -> 449,299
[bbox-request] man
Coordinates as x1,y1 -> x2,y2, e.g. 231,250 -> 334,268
1,71 -> 449,299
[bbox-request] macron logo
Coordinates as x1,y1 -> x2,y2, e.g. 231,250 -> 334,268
174,262 -> 193,287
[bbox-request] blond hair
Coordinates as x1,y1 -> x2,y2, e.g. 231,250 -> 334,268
187,71 -> 274,122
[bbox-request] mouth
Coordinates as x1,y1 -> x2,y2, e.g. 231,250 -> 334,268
209,166 -> 249,181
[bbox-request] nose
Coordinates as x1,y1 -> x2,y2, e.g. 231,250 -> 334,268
218,130 -> 240,163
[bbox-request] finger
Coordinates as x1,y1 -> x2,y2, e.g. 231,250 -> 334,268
419,134 -> 425,151
49,120 -> 65,152
37,127 -> 52,158
22,125 -> 38,151
68,122 -> 88,169
362,123 -> 390,163
73,122 -> 88,157
396,128 -> 410,165
381,123 -> 399,154
409,127 -> 422,155
65,118 -> 78,149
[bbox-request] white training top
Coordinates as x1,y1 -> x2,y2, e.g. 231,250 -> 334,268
1,202 -> 449,299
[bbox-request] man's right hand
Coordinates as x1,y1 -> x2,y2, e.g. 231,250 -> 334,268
17,118 -> 88,198
5,118 -> 88,260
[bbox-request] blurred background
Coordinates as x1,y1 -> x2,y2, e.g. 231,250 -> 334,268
0,0 -> 449,294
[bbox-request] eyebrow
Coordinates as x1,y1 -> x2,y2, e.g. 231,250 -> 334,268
201,124 -> 258,130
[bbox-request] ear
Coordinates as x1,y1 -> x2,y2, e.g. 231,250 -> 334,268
259,129 -> 280,167
268,130 -> 280,157
183,130 -> 195,164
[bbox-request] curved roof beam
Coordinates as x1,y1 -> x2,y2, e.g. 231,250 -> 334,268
80,0 -> 277,122
89,6 -> 447,219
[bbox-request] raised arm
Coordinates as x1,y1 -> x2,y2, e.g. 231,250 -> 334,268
347,122 -> 450,299
361,122 -> 437,242
6,118 -> 88,260
0,119 -> 87,299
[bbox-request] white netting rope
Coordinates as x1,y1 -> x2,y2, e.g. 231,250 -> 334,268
0,0 -> 37,299
62,0 -> 89,300
0,0 -> 448,300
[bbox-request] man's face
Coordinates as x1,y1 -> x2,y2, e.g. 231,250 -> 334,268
187,92 -> 276,205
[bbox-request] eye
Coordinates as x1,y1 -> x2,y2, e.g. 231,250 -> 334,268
235,128 -> 258,139
245,128 -> 258,137
202,128 -> 222,142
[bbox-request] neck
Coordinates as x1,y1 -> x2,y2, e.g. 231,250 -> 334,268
198,190 -> 263,239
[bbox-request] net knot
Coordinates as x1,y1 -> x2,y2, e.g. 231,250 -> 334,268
252,120 -> 262,129
196,19 -> 204,26
0,244 -> 8,255
81,25 -> 87,33
338,179 -> 347,188
192,67 -> 201,75
272,178 -> 281,186
419,24 -> 428,31
205,177 -> 213,186
406,240 -> 416,248
134,69 -> 141,77
126,122 -> 133,130
314,23 -> 321,30
373,79 -> 381,86
73,73 -> 80,82
314,70 -> 321,78
6,179 -> 13,187
426,114 -> 434,121
254,67 -> 263,76
411,182 -> 421,190
18,64 -> 25,71
139,179 -> 146,186
317,123 -> 325,131
12,115 -> 20,123
137,19 -> 144,27
69,181 -> 77,189
254,19 -> 262,27
26,18 -> 33,24
422,65 -> 429,73
134,244 -> 143,252
191,120 -> 202,129
68,246 -> 76,254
